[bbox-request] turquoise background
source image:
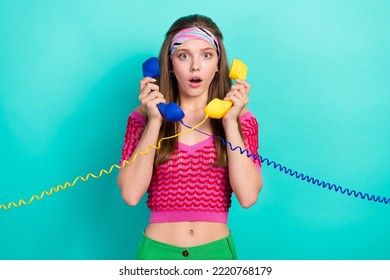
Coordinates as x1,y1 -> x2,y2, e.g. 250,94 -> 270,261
1,0 -> 389,260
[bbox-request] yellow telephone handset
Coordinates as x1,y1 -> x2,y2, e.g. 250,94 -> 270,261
229,59 -> 248,80
205,59 -> 248,119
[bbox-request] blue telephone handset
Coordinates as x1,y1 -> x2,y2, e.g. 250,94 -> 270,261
142,57 -> 185,122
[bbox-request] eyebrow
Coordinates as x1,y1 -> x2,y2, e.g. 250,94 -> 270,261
176,47 -> 216,52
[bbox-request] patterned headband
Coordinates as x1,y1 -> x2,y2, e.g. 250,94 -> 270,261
169,27 -> 220,57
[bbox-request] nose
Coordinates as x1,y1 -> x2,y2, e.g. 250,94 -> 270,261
190,58 -> 200,72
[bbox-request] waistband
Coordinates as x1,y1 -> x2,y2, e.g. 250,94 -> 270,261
137,232 -> 237,260
150,210 -> 228,223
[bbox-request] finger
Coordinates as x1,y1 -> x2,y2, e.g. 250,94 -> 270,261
140,83 -> 160,98
140,91 -> 164,104
234,80 -> 251,95
230,88 -> 243,98
225,88 -> 238,100
230,84 -> 245,94
140,79 -> 158,96
229,90 -> 248,106
150,97 -> 166,106
140,77 -> 157,90
231,83 -> 247,95
142,82 -> 159,92
234,90 -> 249,104
145,97 -> 166,113
229,95 -> 245,108
235,79 -> 250,87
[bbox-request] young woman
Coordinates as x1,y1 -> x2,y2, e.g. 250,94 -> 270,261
117,14 -> 263,260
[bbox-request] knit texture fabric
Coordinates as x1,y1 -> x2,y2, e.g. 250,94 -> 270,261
120,110 -> 261,223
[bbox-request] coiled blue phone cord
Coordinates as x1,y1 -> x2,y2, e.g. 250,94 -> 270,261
180,120 -> 390,205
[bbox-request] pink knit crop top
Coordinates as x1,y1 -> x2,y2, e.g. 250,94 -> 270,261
120,110 -> 261,223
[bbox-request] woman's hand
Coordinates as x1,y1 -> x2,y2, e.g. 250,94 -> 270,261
222,79 -> 251,122
139,77 -> 166,121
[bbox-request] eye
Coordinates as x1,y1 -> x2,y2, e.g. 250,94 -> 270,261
178,53 -> 189,60
203,52 -> 213,59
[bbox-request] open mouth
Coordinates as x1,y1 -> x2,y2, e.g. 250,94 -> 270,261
189,77 -> 202,83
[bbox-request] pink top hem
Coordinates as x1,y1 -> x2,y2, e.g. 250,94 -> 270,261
150,210 -> 228,223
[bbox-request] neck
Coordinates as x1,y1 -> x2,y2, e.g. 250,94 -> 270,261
179,93 -> 209,113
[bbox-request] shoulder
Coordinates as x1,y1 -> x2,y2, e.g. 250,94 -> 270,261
127,106 -> 147,125
239,108 -> 257,123
239,108 -> 259,137
135,105 -> 146,117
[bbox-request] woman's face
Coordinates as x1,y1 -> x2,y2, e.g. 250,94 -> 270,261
171,39 -> 219,99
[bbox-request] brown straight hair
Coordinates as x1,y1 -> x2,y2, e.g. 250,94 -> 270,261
153,14 -> 243,166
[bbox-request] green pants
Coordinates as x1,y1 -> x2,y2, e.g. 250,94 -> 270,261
136,232 -> 238,260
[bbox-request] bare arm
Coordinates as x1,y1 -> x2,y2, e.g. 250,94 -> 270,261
222,80 -> 263,208
117,77 -> 165,206
223,113 -> 263,208
117,117 -> 162,206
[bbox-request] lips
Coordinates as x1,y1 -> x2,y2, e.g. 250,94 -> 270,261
189,76 -> 202,88
189,76 -> 202,83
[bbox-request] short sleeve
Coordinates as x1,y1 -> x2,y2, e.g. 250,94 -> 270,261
119,111 -> 146,166
239,112 -> 261,171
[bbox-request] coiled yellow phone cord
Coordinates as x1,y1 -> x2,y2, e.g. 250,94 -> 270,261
0,115 -> 209,211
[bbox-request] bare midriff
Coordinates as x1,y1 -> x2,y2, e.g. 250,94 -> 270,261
145,222 -> 230,247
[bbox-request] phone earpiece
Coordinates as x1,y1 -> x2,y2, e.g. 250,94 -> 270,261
142,57 -> 185,122
229,59 -> 247,80
205,59 -> 248,119
142,57 -> 160,78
